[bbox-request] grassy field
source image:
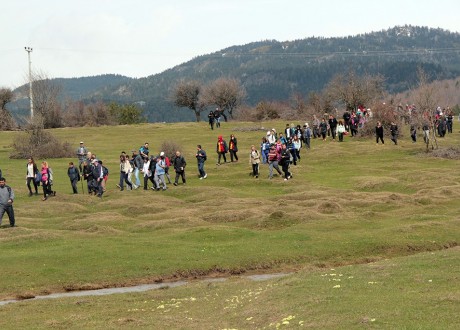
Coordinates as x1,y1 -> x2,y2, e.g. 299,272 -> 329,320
0,121 -> 458,328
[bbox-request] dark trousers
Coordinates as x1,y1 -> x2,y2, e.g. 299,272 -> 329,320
119,172 -> 124,187
391,133 -> 398,145
229,150 -> 238,162
27,177 -> 38,194
70,178 -> 78,194
198,162 -> 206,177
94,179 -> 103,196
376,135 -> 384,144
252,163 -> 259,177
290,148 -> 297,165
42,181 -> 53,198
0,204 -> 15,226
217,153 -> 227,164
281,161 -> 291,179
175,171 -> 186,184
120,173 -> 132,190
338,132 -> 344,142
330,127 -> 337,139
144,175 -> 155,189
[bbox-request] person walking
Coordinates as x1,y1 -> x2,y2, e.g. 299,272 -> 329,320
216,135 -> 228,165
40,161 -> 55,201
92,160 -> 104,198
26,157 -> 39,196
390,121 -> 399,145
410,124 -> 417,143
141,157 -> 154,190
280,143 -> 292,181
0,177 -> 15,227
154,152 -> 168,191
328,114 -> 338,140
119,155 -> 133,191
173,151 -> 187,186
303,123 -> 311,149
76,141 -> 88,172
82,160 -> 94,194
208,111 -> 215,130
228,134 -> 239,162
132,150 -> 143,188
196,145 -> 207,179
250,145 -> 261,178
67,162 -> 80,194
336,120 -> 346,142
319,118 -> 328,141
164,154 -> 172,184
375,121 -> 384,144
267,144 -> 282,179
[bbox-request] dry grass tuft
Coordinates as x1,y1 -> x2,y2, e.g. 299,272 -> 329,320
16,292 -> 36,300
0,229 -> 62,243
356,176 -> 398,189
317,201 -> 342,214
429,147 -> 460,159
202,209 -> 254,223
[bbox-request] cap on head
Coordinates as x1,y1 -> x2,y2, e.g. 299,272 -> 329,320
80,141 -> 84,144
160,151 -> 165,156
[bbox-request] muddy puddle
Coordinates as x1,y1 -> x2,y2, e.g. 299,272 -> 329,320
0,273 -> 291,306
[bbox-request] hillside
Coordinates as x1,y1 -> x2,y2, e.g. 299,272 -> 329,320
0,121 -> 459,328
9,25 -> 460,122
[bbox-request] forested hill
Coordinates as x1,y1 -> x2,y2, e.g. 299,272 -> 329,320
11,25 -> 460,122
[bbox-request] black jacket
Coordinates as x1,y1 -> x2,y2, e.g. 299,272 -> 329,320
173,156 -> 186,172
68,166 -> 80,181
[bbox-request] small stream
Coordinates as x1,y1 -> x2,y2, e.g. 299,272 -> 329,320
0,273 -> 290,306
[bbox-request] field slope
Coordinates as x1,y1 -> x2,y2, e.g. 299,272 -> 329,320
0,121 -> 458,328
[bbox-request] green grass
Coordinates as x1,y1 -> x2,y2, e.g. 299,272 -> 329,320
0,121 -> 459,328
0,248 -> 458,329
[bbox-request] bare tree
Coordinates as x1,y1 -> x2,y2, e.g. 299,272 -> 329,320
324,70 -> 385,111
201,78 -> 246,119
0,88 -> 13,110
0,87 -> 17,130
413,67 -> 440,150
31,71 -> 63,128
171,80 -> 204,122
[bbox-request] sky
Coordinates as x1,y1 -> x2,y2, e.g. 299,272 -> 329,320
1,0 -> 460,88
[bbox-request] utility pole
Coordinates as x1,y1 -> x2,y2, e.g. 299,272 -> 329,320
24,46 -> 34,118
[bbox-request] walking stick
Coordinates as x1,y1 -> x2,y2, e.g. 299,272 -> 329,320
81,174 -> 84,194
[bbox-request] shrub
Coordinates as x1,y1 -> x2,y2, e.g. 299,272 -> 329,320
10,116 -> 73,159
159,141 -> 183,160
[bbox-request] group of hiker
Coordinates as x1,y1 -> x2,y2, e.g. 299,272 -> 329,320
0,105 -> 457,229
208,108 -> 227,130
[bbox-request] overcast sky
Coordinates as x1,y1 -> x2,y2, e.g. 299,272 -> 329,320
1,0 -> 459,88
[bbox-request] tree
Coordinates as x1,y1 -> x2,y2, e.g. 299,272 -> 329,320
412,67 -> 440,150
31,71 -> 63,128
0,88 -> 13,110
108,103 -> 144,125
63,100 -> 115,127
324,71 -> 385,111
202,78 -> 246,119
0,88 -> 17,130
171,80 -> 205,122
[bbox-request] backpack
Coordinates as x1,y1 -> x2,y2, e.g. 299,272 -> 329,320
35,171 -> 42,183
102,166 -> 109,177
48,168 -> 54,185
